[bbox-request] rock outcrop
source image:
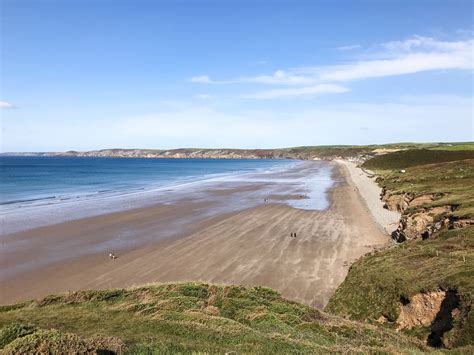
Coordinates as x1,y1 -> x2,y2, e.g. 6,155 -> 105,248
397,290 -> 448,330
382,191 -> 412,212
396,290 -> 462,348
391,206 -> 452,242
381,189 -> 454,242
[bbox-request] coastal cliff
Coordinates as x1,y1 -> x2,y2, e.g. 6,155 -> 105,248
5,142 -> 471,161
0,283 -> 427,353
327,149 -> 474,350
59,148 -> 284,159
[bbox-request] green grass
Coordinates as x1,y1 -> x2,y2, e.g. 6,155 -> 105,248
365,158 -> 474,218
0,323 -> 36,348
54,142 -> 474,160
327,149 -> 474,349
280,143 -> 474,159
363,149 -> 474,170
326,227 -> 474,348
430,143 -> 474,151
0,282 -> 427,353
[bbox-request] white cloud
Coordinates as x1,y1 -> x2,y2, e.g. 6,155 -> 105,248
242,70 -> 313,85
381,35 -> 470,53
0,101 -> 15,109
337,44 -> 361,51
189,70 -> 312,85
189,36 -> 473,86
243,84 -> 349,99
318,51 -> 472,82
316,37 -> 473,82
189,75 -> 212,83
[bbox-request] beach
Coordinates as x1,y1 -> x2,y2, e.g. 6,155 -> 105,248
337,160 -> 401,234
0,160 -> 396,308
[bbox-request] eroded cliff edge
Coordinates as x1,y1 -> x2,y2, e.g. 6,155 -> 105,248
326,149 -> 474,351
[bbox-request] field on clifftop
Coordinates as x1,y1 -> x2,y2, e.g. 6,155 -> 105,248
0,283 -> 426,353
327,148 -> 474,351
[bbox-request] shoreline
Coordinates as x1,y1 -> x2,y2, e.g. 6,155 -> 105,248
336,160 -> 401,235
0,158 -> 300,235
0,160 -> 393,308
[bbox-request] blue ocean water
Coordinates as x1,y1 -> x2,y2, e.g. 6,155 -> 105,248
0,156 -> 294,208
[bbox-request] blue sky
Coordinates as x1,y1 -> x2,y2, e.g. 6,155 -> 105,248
1,0 -> 473,151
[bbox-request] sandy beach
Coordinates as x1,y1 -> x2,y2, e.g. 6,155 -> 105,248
337,160 -> 401,234
0,161 -> 395,308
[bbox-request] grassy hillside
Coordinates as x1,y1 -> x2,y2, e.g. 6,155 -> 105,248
10,141 -> 472,159
364,155 -> 474,219
326,227 -> 474,348
327,150 -> 474,350
363,149 -> 474,170
286,142 -> 474,159
0,283 -> 427,353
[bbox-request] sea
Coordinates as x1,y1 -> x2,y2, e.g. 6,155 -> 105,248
0,156 -> 335,235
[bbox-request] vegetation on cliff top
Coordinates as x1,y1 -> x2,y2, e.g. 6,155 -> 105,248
328,149 -> 474,350
326,227 -> 474,348
362,149 -> 474,170
364,152 -> 474,219
0,282 -> 426,354
7,141 -> 473,159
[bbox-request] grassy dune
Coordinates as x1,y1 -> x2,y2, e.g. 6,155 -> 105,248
326,227 -> 474,347
0,283 -> 427,353
364,152 -> 474,218
363,149 -> 474,170
327,149 -> 474,350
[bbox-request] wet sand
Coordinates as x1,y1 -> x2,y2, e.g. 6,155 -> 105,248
0,161 -> 389,308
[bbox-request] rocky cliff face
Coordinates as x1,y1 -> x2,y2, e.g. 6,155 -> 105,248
381,190 -> 471,242
57,148 -> 286,160
4,146 -> 375,161
396,289 -> 464,348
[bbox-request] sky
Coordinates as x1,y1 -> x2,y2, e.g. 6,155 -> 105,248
0,0 -> 473,152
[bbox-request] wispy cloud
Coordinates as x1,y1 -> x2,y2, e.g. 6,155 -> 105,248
189,71 -> 311,85
381,35 -> 470,53
243,84 -> 349,99
189,35 -> 473,87
0,101 -> 15,109
189,70 -> 312,85
314,36 -> 473,82
189,75 -> 213,83
317,51 -> 472,82
242,70 -> 313,85
336,44 -> 361,51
